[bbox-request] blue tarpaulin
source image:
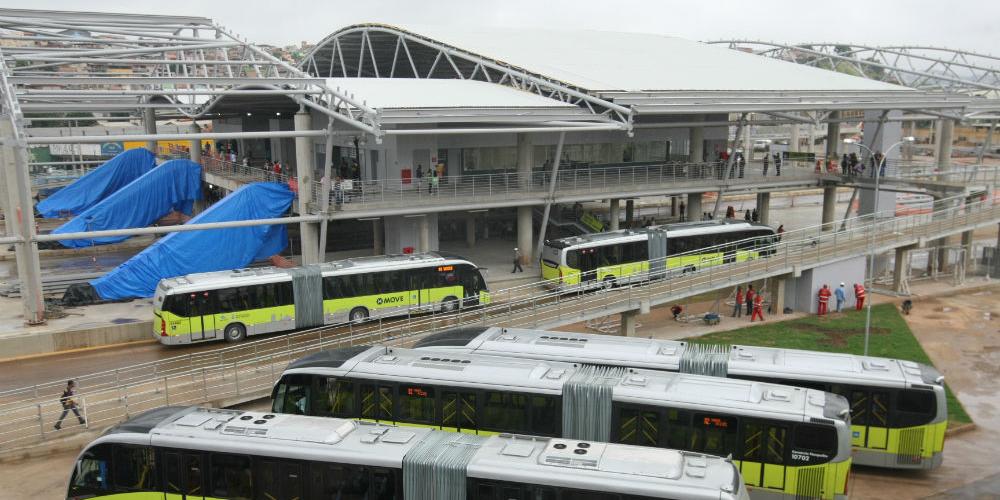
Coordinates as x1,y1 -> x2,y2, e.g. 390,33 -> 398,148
36,148 -> 157,218
53,159 -> 203,248
91,182 -> 294,300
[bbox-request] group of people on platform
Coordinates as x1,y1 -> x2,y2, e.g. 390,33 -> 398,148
714,150 -> 784,179
817,151 -> 887,177
732,284 -> 767,322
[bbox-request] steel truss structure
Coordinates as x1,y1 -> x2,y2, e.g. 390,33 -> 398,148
708,41 -> 1000,119
300,24 -> 634,130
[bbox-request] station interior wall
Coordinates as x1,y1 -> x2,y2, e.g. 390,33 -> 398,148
784,255 -> 866,313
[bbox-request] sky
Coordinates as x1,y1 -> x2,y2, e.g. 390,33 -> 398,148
2,0 -> 997,55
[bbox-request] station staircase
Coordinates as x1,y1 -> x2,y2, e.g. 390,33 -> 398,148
1,192 -> 998,456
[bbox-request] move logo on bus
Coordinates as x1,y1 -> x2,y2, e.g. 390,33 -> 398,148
376,295 -> 405,306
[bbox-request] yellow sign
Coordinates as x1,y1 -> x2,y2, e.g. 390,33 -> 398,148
124,140 -> 215,157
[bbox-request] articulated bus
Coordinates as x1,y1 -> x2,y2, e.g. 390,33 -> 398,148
272,346 -> 852,499
541,220 -> 777,289
415,326 -> 948,470
67,406 -> 749,500
152,252 -> 489,345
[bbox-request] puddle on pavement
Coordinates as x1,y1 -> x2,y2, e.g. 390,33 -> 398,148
110,318 -> 139,324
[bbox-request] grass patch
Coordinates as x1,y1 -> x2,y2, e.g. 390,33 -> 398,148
686,303 -> 972,424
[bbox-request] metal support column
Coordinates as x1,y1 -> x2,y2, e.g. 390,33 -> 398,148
143,106 -> 157,153
294,110 -> 320,264
533,132 -> 566,263
317,121 -> 335,261
0,121 -> 44,324
756,192 -> 771,225
372,218 -> 383,255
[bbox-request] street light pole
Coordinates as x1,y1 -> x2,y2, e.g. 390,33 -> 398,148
844,136 -> 914,356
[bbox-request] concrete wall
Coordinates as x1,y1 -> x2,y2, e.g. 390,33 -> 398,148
384,213 -> 439,254
784,256 -> 866,313
0,321 -> 152,360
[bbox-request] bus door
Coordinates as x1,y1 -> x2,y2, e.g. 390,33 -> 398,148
441,390 -> 478,433
741,422 -> 787,492
361,383 -> 395,424
186,292 -> 216,342
164,450 -> 206,500
577,248 -> 599,284
850,389 -> 890,449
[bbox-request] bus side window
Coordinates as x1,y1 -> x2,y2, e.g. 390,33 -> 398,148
275,282 -> 295,306
113,444 -> 157,492
161,295 -> 188,316
314,377 -> 355,418
216,287 -> 238,313
692,413 -> 738,456
69,443 -> 112,499
895,389 -> 937,427
274,375 -> 310,415
209,453 -> 252,500
566,249 -> 580,269
529,395 -> 560,436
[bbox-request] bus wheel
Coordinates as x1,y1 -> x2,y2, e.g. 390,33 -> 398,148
441,296 -> 459,313
224,323 -> 246,343
602,276 -> 616,289
349,307 -> 369,323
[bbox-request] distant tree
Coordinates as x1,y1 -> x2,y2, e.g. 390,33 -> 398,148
834,45 -> 854,57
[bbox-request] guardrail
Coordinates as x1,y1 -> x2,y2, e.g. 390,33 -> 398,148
1,191 -> 997,452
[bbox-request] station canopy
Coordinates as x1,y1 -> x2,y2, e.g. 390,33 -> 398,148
303,24 -> 970,119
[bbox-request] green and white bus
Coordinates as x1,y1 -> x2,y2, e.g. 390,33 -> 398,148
541,220 -> 777,289
153,252 -> 490,345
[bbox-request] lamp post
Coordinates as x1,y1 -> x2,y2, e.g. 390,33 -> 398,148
843,136 -> 914,356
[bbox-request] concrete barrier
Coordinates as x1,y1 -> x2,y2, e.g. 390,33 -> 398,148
0,320 -> 152,360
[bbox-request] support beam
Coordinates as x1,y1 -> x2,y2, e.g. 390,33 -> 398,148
317,120 -> 335,260
756,192 -> 771,225
687,192 -> 703,221
893,245 -> 914,293
826,111 -> 841,160
533,132 -> 566,263
821,186 -> 837,231
418,215 -> 430,253
977,122 -> 995,164
773,276 -> 787,315
465,214 -> 476,248
789,123 -> 800,153
961,230 -> 974,273
372,218 -> 384,255
517,206 -> 532,266
689,121 -> 705,163
620,310 -> 639,337
294,110 -> 320,265
609,198 -> 620,231
0,121 -> 44,324
142,106 -> 157,153
188,122 -> 200,165
625,199 -> 635,228
937,119 -> 954,170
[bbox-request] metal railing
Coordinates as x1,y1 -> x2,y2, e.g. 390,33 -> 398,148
1,191 -> 997,452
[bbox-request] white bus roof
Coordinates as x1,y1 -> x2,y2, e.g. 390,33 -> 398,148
285,345 -> 829,422
157,252 -> 474,295
94,406 -> 741,498
415,326 -> 936,389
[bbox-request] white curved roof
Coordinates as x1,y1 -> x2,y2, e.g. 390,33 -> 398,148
390,24 -> 911,93
326,77 -> 577,109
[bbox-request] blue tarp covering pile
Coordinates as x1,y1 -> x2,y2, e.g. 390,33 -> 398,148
37,148 -> 157,218
53,159 -> 203,248
91,182 -> 294,300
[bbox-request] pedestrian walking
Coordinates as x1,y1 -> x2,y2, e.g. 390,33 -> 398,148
774,152 -> 782,176
817,284 -> 831,316
415,164 -> 424,190
738,152 -> 745,178
841,154 -> 849,175
671,304 -> 684,321
776,224 -> 785,241
54,380 -> 85,430
751,208 -> 759,222
835,282 -> 847,313
430,169 -> 439,194
333,176 -> 344,207
762,153 -> 770,177
512,247 -> 524,273
733,286 -> 744,317
679,200 -> 686,221
854,283 -> 866,310
750,292 -> 765,322
726,206 -> 735,219
745,284 -> 755,316
744,209 -> 751,222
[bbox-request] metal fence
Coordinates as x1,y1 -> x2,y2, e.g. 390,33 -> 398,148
1,192 -> 997,453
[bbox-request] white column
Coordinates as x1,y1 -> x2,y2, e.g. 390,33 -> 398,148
418,216 -> 430,253
689,124 -> 705,163
788,123 -> 800,153
937,119 -> 954,170
756,192 -> 771,225
294,111 -> 320,264
143,107 -> 157,153
189,122 -> 201,165
826,111 -> 841,161
516,133 -> 535,261
821,187 -> 837,231
465,215 -> 476,248
372,218 -> 384,256
517,206 -> 532,265
687,192 -> 703,221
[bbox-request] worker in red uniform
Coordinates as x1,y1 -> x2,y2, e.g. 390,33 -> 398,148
750,292 -> 765,322
733,286 -> 744,318
854,283 -> 866,310
817,284 -> 832,316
